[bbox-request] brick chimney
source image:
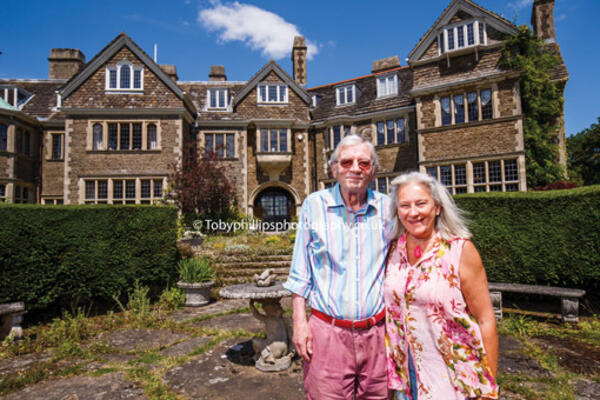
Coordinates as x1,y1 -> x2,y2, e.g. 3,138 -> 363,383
48,48 -> 86,80
532,0 -> 556,43
160,64 -> 178,82
291,36 -> 307,86
372,56 -> 401,73
209,65 -> 227,81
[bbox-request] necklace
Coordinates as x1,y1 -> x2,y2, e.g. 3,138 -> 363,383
410,234 -> 436,259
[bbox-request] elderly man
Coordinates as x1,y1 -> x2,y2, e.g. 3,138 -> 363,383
284,134 -> 393,399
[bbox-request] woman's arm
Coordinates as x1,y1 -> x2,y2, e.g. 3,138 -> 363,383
459,240 -> 498,379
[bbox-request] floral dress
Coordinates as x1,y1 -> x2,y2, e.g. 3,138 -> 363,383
384,233 -> 498,400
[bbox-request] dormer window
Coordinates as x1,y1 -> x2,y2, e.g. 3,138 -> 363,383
439,20 -> 487,54
106,61 -> 143,91
207,88 -> 228,109
377,74 -> 398,98
1,86 -> 33,109
311,95 -> 321,107
257,83 -> 288,104
336,84 -> 356,106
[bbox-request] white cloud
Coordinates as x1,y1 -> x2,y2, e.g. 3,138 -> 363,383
508,0 -> 533,11
556,13 -> 567,22
198,2 -> 319,60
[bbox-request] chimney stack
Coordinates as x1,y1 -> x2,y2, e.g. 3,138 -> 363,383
372,56 -> 401,73
291,36 -> 307,86
48,48 -> 86,80
160,64 -> 178,82
532,0 -> 556,43
209,65 -> 227,81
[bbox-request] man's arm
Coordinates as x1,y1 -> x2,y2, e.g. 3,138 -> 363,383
283,201 -> 314,361
291,294 -> 312,361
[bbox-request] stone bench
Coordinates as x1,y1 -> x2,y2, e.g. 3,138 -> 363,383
488,282 -> 585,323
0,302 -> 25,340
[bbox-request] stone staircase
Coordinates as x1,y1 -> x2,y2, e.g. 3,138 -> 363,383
213,253 -> 292,285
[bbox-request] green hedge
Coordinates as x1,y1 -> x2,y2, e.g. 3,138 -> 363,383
455,186 -> 600,292
0,205 -> 178,317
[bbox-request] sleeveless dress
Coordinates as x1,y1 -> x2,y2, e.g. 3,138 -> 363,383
384,233 -> 498,400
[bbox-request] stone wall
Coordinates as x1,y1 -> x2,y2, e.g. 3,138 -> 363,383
65,115 -> 181,204
421,119 -> 521,162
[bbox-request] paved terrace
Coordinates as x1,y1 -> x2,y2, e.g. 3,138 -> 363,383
0,297 -> 599,400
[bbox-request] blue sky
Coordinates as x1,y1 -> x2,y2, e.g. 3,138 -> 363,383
1,0 -> 597,136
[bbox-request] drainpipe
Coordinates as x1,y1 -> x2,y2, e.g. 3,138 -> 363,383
310,126 -> 318,192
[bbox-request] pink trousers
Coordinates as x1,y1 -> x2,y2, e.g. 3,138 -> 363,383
303,314 -> 390,400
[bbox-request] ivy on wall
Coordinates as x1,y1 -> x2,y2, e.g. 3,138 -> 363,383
499,26 -> 565,188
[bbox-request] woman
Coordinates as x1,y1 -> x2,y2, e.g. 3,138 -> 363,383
384,171 -> 498,400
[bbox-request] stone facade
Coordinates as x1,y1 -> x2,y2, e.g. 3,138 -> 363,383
0,0 -> 568,220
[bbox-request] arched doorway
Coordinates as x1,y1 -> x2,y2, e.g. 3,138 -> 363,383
253,187 -> 294,229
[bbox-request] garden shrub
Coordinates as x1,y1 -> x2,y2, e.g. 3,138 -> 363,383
455,186 -> 600,292
0,205 -> 178,319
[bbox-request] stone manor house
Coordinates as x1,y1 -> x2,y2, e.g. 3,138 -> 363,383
0,0 -> 567,224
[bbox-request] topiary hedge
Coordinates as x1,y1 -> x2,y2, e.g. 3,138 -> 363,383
0,205 -> 178,318
455,186 -> 600,292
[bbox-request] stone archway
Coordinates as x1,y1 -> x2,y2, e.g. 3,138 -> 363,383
253,187 -> 294,230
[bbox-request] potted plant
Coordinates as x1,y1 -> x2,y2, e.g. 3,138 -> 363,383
176,257 -> 215,306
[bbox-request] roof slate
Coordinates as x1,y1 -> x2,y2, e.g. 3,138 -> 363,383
0,79 -> 64,120
308,67 -> 414,122
179,81 -> 247,121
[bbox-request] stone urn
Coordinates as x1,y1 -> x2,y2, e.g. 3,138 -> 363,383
177,280 -> 214,306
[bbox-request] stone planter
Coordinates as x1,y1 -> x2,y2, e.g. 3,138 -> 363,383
178,237 -> 204,251
177,281 -> 214,307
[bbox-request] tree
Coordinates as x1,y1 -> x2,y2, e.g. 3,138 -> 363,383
568,118 -> 600,186
499,26 -> 566,188
170,142 -> 237,225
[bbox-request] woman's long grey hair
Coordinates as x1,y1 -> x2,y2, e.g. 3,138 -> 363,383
389,171 -> 472,241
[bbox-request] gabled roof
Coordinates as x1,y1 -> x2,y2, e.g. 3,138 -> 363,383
59,33 -> 186,101
233,60 -> 311,106
408,0 -> 518,63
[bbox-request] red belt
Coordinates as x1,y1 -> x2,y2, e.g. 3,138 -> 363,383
311,308 -> 385,329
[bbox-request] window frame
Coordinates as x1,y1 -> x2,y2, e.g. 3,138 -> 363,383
440,19 -> 487,55
0,124 -> 7,152
257,128 -> 290,153
439,88 -> 493,126
51,133 -> 63,160
88,121 -> 160,151
376,74 -> 398,98
257,83 -> 288,104
376,117 -> 407,146
207,88 -> 229,109
105,61 -> 144,91
84,177 -> 165,204
335,84 -> 356,106
204,132 -> 237,159
325,124 -> 352,150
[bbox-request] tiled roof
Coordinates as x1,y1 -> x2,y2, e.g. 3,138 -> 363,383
179,81 -> 247,121
308,67 -> 414,122
0,79 -> 65,120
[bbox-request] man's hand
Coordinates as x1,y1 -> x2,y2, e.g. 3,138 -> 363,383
291,294 -> 313,361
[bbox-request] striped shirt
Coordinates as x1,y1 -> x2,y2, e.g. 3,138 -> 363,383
284,184 -> 394,321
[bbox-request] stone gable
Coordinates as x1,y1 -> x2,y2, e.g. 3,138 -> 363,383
62,47 -> 182,109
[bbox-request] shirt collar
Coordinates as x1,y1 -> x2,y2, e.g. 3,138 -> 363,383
328,183 -> 379,214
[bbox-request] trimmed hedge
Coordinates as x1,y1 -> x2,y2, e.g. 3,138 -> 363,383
455,186 -> 600,292
0,205 -> 178,317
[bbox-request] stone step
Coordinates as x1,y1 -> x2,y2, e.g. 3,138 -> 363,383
216,267 -> 290,278
212,254 -> 292,262
218,276 -> 290,285
215,260 -> 291,269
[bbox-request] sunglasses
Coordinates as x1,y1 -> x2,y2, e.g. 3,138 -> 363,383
336,159 -> 373,172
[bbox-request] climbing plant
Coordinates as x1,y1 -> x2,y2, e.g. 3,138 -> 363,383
499,26 -> 565,188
